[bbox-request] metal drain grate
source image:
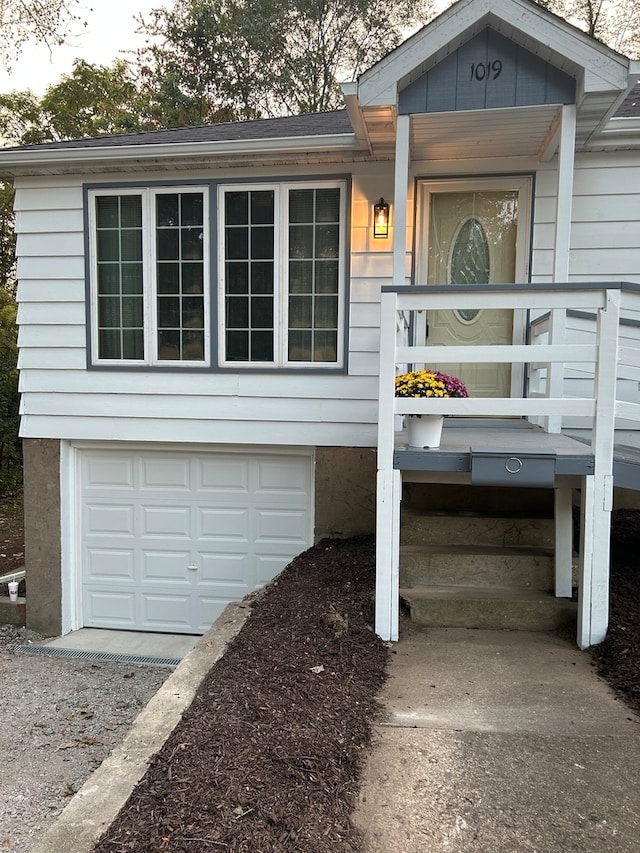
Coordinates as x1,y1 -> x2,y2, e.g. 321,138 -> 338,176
15,645 -> 180,667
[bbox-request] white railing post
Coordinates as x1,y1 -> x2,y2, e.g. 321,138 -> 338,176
578,287 -> 620,647
376,290 -> 400,641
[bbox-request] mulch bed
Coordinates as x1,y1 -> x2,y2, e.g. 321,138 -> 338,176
590,509 -> 640,717
2,492 -> 640,851
94,536 -> 388,852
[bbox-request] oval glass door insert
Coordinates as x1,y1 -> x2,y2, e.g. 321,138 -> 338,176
449,217 -> 489,323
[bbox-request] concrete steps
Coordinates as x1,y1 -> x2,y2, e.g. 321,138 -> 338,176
399,505 -> 576,632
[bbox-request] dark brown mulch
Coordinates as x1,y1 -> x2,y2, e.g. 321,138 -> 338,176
590,509 -> 640,717
94,536 -> 388,853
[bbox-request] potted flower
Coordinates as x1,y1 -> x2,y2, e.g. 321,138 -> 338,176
394,369 -> 468,447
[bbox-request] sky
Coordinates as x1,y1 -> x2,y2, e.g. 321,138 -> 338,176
0,0 -> 165,95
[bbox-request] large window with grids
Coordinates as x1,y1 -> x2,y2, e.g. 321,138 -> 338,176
88,186 -> 209,366
219,181 -> 346,367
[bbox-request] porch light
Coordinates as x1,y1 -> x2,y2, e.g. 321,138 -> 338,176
373,197 -> 390,239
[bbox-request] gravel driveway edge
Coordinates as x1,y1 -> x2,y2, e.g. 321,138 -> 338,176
31,600 -> 252,853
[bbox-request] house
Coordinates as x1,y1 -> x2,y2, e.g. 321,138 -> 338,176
1,0 -> 639,646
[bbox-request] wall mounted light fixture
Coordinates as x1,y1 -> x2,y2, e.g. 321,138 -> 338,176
373,197 -> 390,239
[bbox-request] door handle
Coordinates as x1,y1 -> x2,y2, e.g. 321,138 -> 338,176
187,564 -> 198,572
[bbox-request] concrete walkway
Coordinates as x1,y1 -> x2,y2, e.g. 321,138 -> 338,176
353,626 -> 640,852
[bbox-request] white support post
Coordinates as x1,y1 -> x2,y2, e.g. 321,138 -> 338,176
578,288 -> 620,647
375,291 -> 400,641
392,115 -> 410,288
554,486 -> 573,598
546,104 -> 576,434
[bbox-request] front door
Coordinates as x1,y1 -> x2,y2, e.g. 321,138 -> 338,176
417,177 -> 532,397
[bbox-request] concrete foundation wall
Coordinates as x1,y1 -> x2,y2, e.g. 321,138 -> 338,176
23,439 -> 62,636
314,447 -> 377,540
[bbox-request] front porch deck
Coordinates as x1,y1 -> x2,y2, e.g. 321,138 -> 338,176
376,282 -> 640,648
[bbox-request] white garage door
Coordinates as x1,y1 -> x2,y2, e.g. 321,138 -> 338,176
79,448 -> 313,633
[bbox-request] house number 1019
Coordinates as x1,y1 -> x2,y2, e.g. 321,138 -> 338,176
470,60 -> 503,81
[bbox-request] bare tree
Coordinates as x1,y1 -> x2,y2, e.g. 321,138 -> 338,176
0,0 -> 86,68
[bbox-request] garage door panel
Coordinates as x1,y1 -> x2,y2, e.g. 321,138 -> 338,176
83,456 -> 135,490
141,593 -> 193,631
85,548 -> 136,581
86,504 -> 135,536
141,505 -> 191,537
141,456 -> 191,490
84,590 -> 137,628
198,552 -> 251,585
255,458 -> 310,494
254,509 -> 310,544
197,457 -> 250,492
80,449 -> 312,634
142,550 -> 192,583
197,508 -> 250,541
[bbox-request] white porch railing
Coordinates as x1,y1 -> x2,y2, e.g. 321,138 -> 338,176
376,281 -> 640,647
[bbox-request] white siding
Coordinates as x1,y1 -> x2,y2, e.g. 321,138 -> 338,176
532,152 -> 640,284
15,167 -> 390,447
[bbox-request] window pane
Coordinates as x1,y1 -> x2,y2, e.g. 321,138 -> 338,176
183,330 -> 204,360
286,186 -> 341,364
181,193 -> 203,227
95,194 -> 144,361
314,330 -> 337,362
157,296 -> 180,328
183,264 -> 204,294
155,191 -> 206,362
99,329 -> 121,359
226,329 -> 248,361
289,189 -> 314,223
182,228 -> 203,260
226,296 -> 249,327
157,263 -> 180,294
251,226 -> 274,260
98,265 -> 121,295
226,227 -> 248,260
288,330 -> 312,362
122,296 -> 143,328
289,295 -> 312,328
157,330 -> 180,360
97,230 -> 120,262
96,196 -> 120,229
289,260 -> 312,294
252,296 -> 273,329
226,262 -> 249,294
251,191 -> 274,225
315,188 -> 340,222
316,225 -> 339,259
121,229 -> 142,261
156,194 -> 179,227
121,263 -> 143,294
122,329 -> 144,359
157,228 -> 179,261
182,296 -> 204,329
251,262 -> 273,294
225,192 -> 248,226
314,260 -> 338,293
98,296 -> 120,328
251,330 -> 273,361
289,224 -> 313,258
120,196 -> 142,228
224,189 -> 276,363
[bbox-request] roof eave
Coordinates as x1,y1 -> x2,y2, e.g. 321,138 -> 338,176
0,132 -> 364,179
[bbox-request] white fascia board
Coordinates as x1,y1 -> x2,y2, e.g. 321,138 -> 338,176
357,0 -> 628,108
0,132 -> 362,177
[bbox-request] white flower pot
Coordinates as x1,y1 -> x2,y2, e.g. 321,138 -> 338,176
406,414 -> 444,448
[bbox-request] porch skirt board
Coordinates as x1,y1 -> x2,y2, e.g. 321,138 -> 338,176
407,414 -> 444,448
